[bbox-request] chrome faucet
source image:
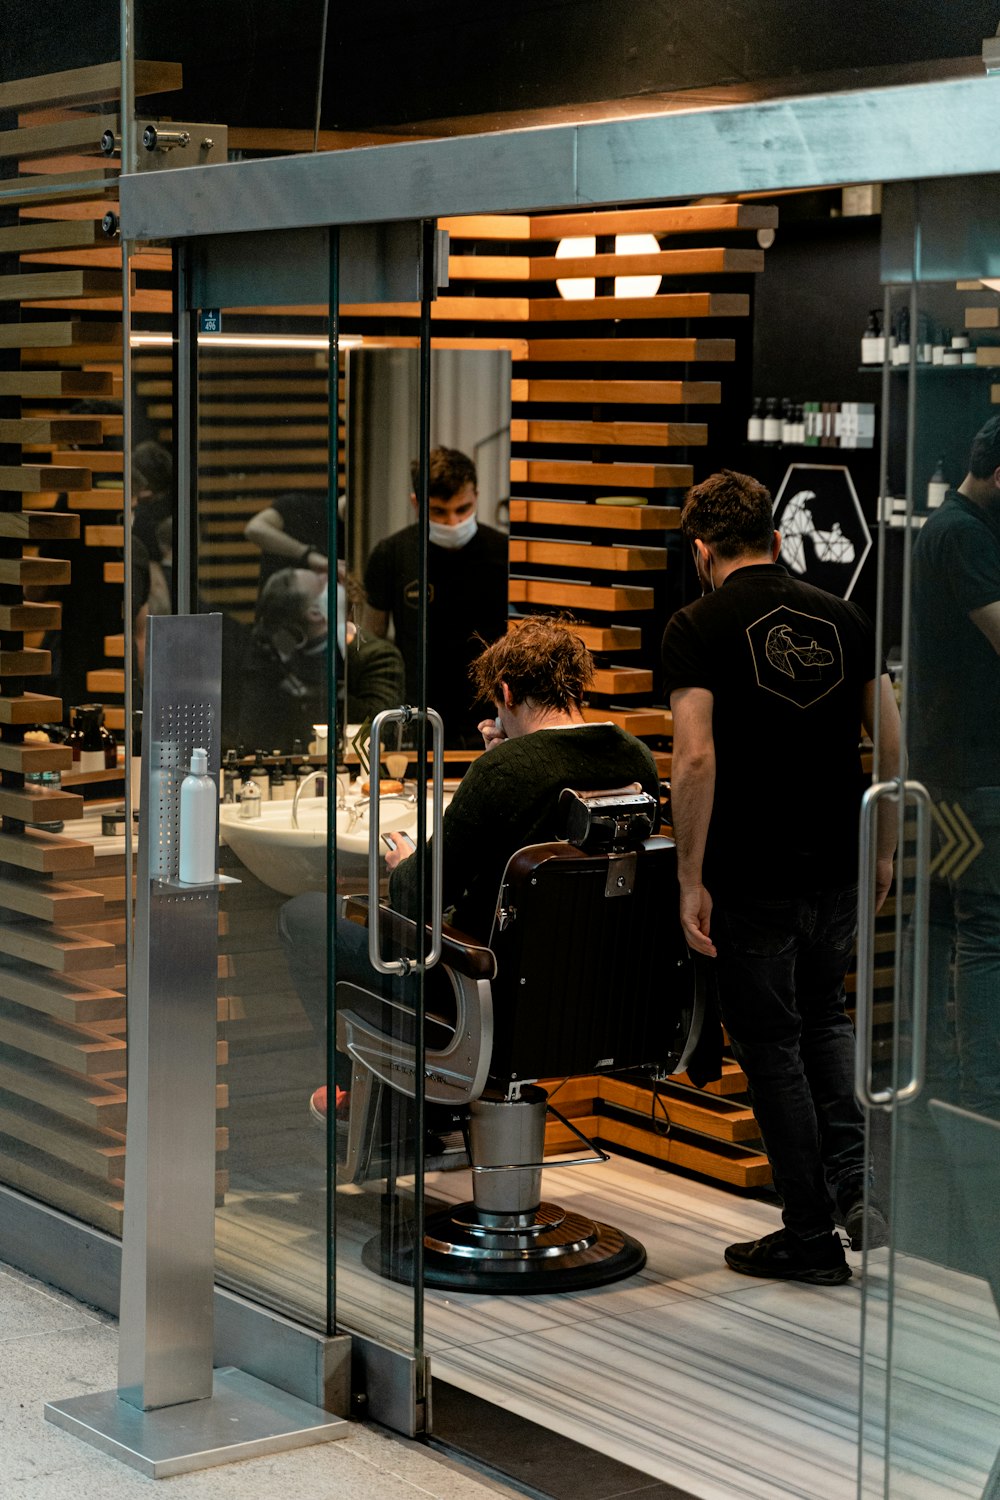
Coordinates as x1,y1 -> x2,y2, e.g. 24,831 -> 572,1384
291,769 -> 327,828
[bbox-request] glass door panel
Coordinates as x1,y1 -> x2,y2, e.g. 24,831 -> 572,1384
860,180 -> 1000,1498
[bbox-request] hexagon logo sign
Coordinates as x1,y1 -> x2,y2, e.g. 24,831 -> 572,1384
773,463 -> 872,600
746,605 -> 845,708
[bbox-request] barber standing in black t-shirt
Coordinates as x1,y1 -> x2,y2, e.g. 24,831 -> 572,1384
662,469 -> 900,1286
363,447 -> 508,747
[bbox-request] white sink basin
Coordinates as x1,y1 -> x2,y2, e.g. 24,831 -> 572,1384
219,791 -> 451,897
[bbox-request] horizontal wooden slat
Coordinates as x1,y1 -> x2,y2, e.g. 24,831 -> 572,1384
591,667 -> 654,694
508,539 -> 666,572
440,215 -> 532,240
532,247 -> 764,279
85,669 -> 124,694
600,1076 -> 760,1141
103,561 -> 124,584
528,291 -> 749,323
0,510 -> 79,539
0,555 -> 71,586
0,320 -> 121,349
0,370 -> 113,397
0,830 -> 96,876
527,203 -> 779,238
0,1090 -> 126,1179
966,307 -> 999,328
84,525 -> 123,546
526,338 -> 735,363
0,116 -> 113,163
0,417 -> 103,444
342,295 -> 530,322
582,1113 -> 770,1187
508,579 -> 654,611
0,874 -> 104,925
0,920 -> 112,975
0,1053 -> 125,1130
0,601 -> 61,630
0,1140 -> 124,1235
48,449 -> 122,471
198,473 -> 327,493
0,59 -> 182,111
0,693 -> 64,726
199,446 -> 328,467
519,418 -> 708,448
510,499 -> 680,531
511,378 -> 720,405
0,464 -> 91,493
0,742 -> 71,774
0,267 -> 121,300
2,218 -> 107,253
0,784 -> 83,824
0,647 -> 50,674
582,705 -> 671,735
510,459 -> 692,489
556,623 -> 642,651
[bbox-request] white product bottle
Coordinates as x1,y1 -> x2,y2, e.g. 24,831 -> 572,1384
926,456 -> 949,509
179,747 -> 218,884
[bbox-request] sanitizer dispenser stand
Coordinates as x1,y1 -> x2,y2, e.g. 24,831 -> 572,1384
45,613 -> 347,1477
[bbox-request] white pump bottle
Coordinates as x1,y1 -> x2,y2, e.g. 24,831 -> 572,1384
179,747 -> 218,884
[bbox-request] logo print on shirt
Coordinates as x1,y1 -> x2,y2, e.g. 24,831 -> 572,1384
746,606 -> 844,707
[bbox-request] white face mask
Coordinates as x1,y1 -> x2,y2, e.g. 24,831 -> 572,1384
430,514 -> 478,550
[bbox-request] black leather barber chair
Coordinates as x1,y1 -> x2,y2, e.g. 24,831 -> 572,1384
336,788 -> 705,1294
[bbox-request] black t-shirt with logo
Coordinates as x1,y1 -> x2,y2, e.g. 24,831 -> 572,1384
363,522 -> 508,745
661,563 -> 877,895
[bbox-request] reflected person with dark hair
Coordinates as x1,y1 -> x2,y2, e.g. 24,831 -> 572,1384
237,566 -> 403,753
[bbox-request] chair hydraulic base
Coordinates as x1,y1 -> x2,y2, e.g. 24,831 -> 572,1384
362,1200 -> 645,1295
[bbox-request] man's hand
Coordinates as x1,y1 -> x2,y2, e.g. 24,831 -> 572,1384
383,831 -> 415,872
680,882 -> 717,958
874,856 -> 894,914
478,716 -> 506,752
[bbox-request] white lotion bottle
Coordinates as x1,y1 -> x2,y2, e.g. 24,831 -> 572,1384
179,747 -> 218,884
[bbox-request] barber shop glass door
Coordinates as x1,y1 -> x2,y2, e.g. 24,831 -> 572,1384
858,176 -> 1000,1497
178,220 -> 439,1433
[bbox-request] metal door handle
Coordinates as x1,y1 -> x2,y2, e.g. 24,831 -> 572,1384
367,706 -> 445,975
855,778 -> 930,1108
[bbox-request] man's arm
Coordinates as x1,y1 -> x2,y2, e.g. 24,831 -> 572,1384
245,507 -> 327,570
969,599 -> 1000,653
669,686 -> 717,957
861,673 -> 902,913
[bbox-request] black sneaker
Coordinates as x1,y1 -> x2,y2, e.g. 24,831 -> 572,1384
841,1194 -> 889,1252
725,1228 -> 851,1285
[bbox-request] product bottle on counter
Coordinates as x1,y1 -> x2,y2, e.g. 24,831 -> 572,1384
780,398 -> 796,446
251,749 -> 271,801
67,703 -> 117,773
130,709 -> 142,815
221,749 -> 240,803
927,456 -> 949,509
746,396 -> 764,443
762,397 -> 781,445
269,760 -> 287,800
179,747 -> 218,884
861,310 -> 885,365
893,306 -> 911,366
239,773 -> 262,819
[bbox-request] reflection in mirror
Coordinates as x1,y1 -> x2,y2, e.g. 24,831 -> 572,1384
345,349 -> 511,749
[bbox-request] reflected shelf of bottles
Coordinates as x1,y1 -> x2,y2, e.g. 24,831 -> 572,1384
746,396 -> 875,451
860,307 -> 995,370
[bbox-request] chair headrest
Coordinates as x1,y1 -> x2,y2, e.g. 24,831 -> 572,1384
558,784 -> 657,853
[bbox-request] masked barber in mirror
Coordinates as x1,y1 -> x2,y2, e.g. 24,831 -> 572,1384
237,564 -> 404,754
363,447 -> 509,748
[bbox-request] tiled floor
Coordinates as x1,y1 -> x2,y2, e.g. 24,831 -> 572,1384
0,1260 -> 525,1500
211,1139 -> 1000,1500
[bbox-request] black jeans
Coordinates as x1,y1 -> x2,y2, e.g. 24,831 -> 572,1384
712,885 -> 867,1239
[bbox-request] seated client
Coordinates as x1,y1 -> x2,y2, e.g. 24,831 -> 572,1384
279,614 -> 661,1125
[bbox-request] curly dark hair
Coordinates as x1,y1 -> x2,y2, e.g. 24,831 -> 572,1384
968,416 -> 1000,479
469,616 -> 594,711
681,469 -> 775,560
410,446 -> 477,499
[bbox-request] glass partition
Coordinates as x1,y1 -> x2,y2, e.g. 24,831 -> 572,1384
859,178 -> 1000,1497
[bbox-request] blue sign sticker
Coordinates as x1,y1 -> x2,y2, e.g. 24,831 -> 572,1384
199,309 -> 222,334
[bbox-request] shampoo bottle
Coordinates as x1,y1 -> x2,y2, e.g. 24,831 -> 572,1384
179,747 -> 218,883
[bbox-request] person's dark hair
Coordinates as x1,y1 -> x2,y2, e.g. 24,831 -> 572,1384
680,469 -> 775,560
967,416 -> 1000,480
132,439 -> 173,499
469,616 -> 594,711
254,569 -> 312,657
410,446 -> 477,500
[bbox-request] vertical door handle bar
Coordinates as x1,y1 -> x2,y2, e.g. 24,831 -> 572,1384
367,706 -> 445,975
856,780 -> 900,1108
897,779 -> 931,1104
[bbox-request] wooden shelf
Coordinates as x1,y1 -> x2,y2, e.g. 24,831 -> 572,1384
0,784 -> 84,825
510,418 -> 708,447
0,601 -> 61,630
527,203 -> 778,238
0,59 -> 181,112
582,705 -> 671,735
0,694 -> 64,727
510,458 -> 692,489
0,116 -> 115,164
0,464 -> 92,493
0,370 -> 113,398
526,337 -> 735,363
0,742 -> 72,774
591,668 -> 654,694
0,417 -> 103,444
527,291 -> 749,323
0,320 -> 121,350
0,557 -> 71,586
509,579 -> 655,611
0,511 -> 79,540
0,268 -> 121,301
510,499 -> 680,530
511,378 -> 720,405
509,539 -> 667,571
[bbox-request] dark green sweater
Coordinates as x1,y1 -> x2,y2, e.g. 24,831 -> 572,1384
389,723 -> 659,941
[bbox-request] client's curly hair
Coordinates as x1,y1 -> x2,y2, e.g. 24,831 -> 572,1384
469,616 -> 594,711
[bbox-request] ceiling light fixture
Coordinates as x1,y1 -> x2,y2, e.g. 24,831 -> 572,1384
555,232 -> 662,301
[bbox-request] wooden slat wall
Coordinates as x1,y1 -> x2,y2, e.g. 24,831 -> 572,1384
0,58 -> 228,1235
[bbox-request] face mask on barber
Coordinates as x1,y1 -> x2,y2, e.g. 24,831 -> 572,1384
429,514 -> 478,550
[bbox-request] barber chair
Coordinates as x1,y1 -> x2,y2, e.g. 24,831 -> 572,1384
336,788 -> 705,1294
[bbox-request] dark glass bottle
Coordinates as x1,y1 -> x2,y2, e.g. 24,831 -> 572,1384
67,703 -> 116,773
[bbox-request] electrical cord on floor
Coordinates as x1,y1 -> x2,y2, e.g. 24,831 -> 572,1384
650,1080 -> 672,1138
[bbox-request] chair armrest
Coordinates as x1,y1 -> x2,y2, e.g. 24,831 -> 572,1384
342,895 -> 496,980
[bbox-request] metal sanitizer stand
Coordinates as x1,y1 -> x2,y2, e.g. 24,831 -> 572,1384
46,614 -> 347,1477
